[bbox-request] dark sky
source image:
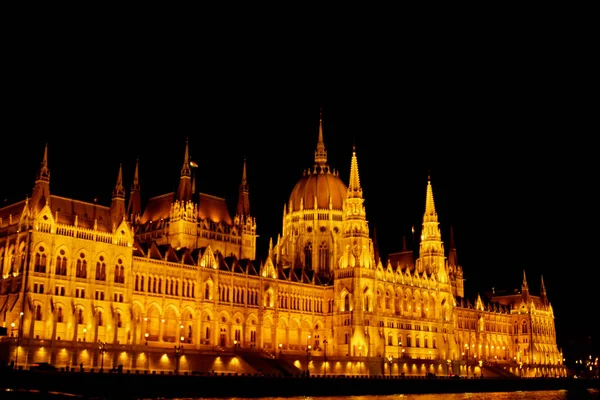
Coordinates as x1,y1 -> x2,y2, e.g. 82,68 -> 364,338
2,31 -> 597,358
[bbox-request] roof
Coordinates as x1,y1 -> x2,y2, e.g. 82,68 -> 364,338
197,193 -> 232,225
288,170 -> 347,211
140,192 -> 233,226
50,195 -> 112,231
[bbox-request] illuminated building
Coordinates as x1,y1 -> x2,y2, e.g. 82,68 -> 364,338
0,117 -> 565,377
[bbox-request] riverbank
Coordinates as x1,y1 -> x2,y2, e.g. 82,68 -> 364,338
1,369 -> 598,399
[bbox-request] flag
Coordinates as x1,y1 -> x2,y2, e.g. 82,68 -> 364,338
189,161 -> 198,168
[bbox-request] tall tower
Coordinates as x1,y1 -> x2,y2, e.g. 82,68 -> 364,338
169,139 -> 198,249
335,146 -> 376,357
234,157 -> 256,259
417,175 -> 449,283
414,175 -> 456,358
275,112 -> 347,278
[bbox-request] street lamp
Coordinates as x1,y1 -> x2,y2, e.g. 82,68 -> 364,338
174,343 -> 184,375
144,332 -> 149,346
278,343 -> 283,358
98,341 -> 107,372
11,322 -> 18,369
306,335 -> 311,377
447,359 -> 452,376
387,355 -> 393,377
464,344 -> 470,379
234,339 -> 237,355
323,339 -> 328,377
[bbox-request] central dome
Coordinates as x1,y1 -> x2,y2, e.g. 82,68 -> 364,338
288,167 -> 347,212
287,114 -> 347,212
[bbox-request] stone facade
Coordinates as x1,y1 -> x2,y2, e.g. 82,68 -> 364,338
0,118 -> 564,377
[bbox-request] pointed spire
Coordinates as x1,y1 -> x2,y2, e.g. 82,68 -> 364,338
540,274 -> 546,293
241,156 -> 247,185
127,158 -> 141,221
132,158 -> 140,189
236,157 -> 251,219
424,173 -> 437,221
37,142 -> 50,182
540,275 -> 548,305
521,269 -> 530,300
111,163 -> 126,225
31,142 -> 51,215
314,108 -> 328,166
112,163 -> 125,199
176,138 -> 193,202
347,145 -> 363,199
181,137 -> 191,177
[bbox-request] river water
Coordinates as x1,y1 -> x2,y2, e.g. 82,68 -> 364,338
187,390 -> 600,400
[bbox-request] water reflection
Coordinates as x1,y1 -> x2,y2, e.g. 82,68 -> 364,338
194,389 -> 600,400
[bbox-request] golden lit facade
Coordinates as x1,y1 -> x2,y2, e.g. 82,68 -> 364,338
0,121 -> 564,377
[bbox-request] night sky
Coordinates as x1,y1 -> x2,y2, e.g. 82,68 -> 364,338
2,34 -> 597,360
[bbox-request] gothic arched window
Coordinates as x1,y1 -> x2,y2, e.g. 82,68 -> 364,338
318,242 -> 329,273
304,242 -> 313,270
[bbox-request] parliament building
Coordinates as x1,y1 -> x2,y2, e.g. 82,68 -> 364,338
0,117 -> 565,378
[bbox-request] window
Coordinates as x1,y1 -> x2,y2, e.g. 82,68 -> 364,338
344,295 -> 350,311
55,249 -> 67,276
34,246 -> 47,273
34,283 -> 44,294
114,258 -> 125,284
57,307 -> 64,323
304,242 -> 313,269
98,311 -> 103,327
318,242 -> 329,274
76,253 -> 87,278
55,286 -> 65,296
96,256 -> 106,281
76,288 -> 85,298
35,305 -> 42,321
77,309 -> 84,324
